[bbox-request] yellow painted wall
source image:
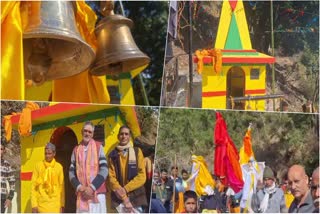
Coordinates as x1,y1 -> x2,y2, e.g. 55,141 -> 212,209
106,78 -> 135,105
202,64 -> 266,110
244,65 -> 266,111
20,115 -> 131,212
25,81 -> 52,102
202,65 -> 228,109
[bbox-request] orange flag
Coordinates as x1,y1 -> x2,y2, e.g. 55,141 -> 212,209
239,124 -> 255,165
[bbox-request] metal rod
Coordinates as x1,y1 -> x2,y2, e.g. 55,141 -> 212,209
270,0 -> 276,111
188,1 -> 193,107
138,73 -> 150,106
228,94 -> 284,102
118,0 -> 125,16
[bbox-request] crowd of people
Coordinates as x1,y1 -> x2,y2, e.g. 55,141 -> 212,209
150,162 -> 319,213
1,122 -> 150,213
1,122 -> 319,213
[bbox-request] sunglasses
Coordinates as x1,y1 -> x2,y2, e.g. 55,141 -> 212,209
83,129 -> 93,134
311,184 -> 320,191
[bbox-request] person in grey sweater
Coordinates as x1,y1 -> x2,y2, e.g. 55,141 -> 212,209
288,165 -> 315,213
252,166 -> 287,213
69,121 -> 108,213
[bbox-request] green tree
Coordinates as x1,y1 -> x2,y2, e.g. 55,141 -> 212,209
118,1 -> 168,106
156,108 -> 319,176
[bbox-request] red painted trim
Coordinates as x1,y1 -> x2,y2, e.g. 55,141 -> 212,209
245,89 -> 266,94
223,57 -> 275,64
202,91 -> 227,97
229,0 -> 238,11
202,89 -> 265,97
221,49 -> 257,53
193,56 -> 275,64
21,172 -> 33,180
10,103 -> 90,124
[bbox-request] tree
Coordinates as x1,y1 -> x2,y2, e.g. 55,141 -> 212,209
156,108 -> 319,176
116,1 -> 168,106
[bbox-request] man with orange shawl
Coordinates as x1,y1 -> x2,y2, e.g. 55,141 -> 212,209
69,121 -> 108,213
31,143 -> 65,213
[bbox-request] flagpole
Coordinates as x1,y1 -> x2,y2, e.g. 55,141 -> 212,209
172,154 -> 177,213
270,0 -> 276,111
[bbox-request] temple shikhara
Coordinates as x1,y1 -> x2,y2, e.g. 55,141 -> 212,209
195,0 -> 275,110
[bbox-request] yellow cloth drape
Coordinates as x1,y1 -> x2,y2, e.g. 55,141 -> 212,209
31,159 -> 65,212
18,101 -> 39,136
3,101 -> 39,141
284,191 -> 294,209
239,128 -> 255,165
1,1 -> 24,100
188,155 -> 216,196
174,192 -> 184,213
52,1 -> 110,103
1,1 -> 110,103
3,115 -> 13,142
195,48 -> 222,74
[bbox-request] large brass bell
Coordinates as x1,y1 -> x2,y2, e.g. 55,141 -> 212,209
90,2 -> 150,76
22,1 -> 95,85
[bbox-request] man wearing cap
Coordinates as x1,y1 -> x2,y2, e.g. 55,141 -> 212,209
288,164 -> 315,213
108,125 -> 147,213
310,166 -> 319,213
69,121 -> 108,213
252,166 -> 287,213
31,142 -> 65,213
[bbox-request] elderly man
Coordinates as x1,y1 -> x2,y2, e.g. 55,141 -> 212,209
311,167 -> 319,213
252,166 -> 287,213
69,121 -> 108,213
1,142 -> 16,213
31,143 -> 64,213
288,164 -> 315,213
108,125 -> 147,213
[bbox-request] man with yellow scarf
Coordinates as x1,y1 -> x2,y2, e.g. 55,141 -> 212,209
108,125 -> 148,213
31,143 -> 65,213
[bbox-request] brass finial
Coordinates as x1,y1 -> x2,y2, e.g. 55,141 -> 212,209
100,1 -> 114,16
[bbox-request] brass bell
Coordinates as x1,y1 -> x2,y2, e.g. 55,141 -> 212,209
22,1 -> 95,85
90,2 -> 150,76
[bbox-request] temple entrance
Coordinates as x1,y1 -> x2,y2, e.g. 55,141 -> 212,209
50,127 -> 78,213
227,66 -> 245,109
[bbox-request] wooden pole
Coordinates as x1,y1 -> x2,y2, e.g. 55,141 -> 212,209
172,154 -> 177,213
188,1 -> 193,107
270,0 -> 276,111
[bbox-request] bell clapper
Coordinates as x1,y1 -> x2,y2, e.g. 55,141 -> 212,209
28,38 -> 51,86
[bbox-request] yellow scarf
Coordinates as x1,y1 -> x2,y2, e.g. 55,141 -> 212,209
40,159 -> 56,197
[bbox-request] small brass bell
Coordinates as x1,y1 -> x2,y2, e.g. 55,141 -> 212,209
90,1 -> 150,77
22,1 -> 95,85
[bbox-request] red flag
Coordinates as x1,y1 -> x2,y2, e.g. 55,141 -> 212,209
214,112 -> 244,192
